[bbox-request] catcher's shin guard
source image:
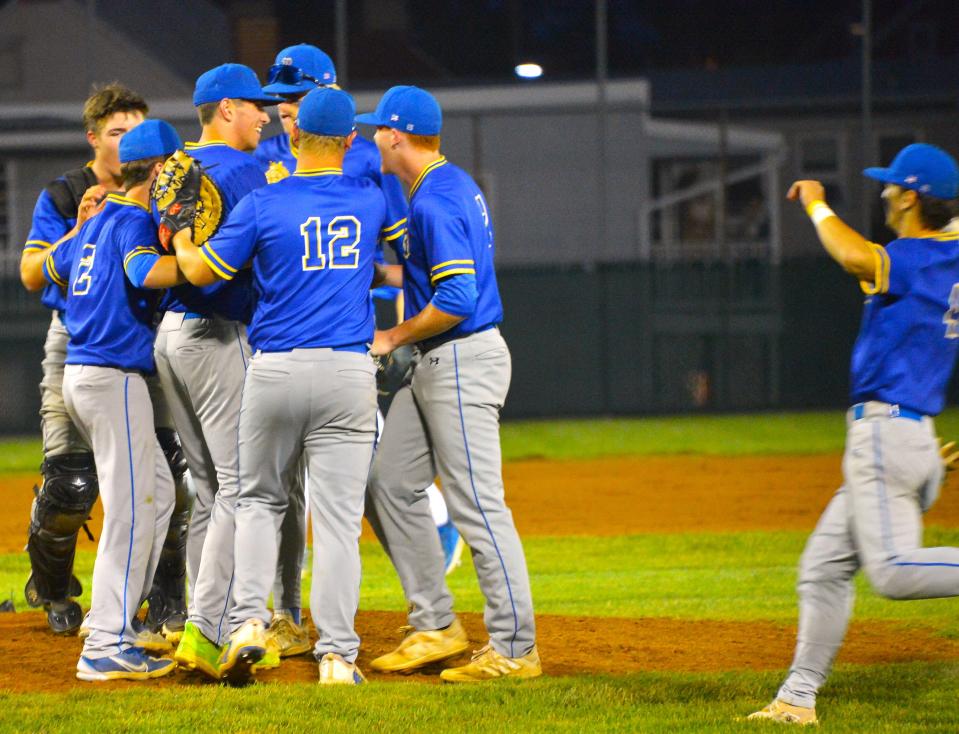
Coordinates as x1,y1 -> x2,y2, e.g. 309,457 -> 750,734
146,429 -> 194,633
25,452 -> 99,634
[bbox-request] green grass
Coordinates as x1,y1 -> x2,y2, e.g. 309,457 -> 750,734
1,664 -> 958,733
6,408 -> 959,472
5,529 -> 959,626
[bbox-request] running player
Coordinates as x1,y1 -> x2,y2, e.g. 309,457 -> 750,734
749,144 -> 959,725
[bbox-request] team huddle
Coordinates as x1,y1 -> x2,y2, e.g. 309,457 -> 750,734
18,44 -> 538,686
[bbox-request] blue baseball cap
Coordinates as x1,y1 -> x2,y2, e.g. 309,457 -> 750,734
296,87 -> 355,137
193,63 -> 281,107
263,44 -> 336,95
118,119 -> 182,163
863,143 -> 959,200
355,85 -> 442,135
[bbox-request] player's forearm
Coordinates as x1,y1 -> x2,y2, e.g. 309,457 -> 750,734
809,206 -> 876,280
143,256 -> 187,289
172,229 -> 218,286
377,304 -> 464,352
372,263 -> 403,288
20,248 -> 48,291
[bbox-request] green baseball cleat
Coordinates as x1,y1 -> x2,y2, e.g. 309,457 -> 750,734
174,621 -> 222,680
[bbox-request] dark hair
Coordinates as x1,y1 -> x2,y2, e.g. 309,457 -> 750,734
197,101 -> 219,125
120,155 -> 165,189
82,83 -> 148,133
917,193 -> 957,231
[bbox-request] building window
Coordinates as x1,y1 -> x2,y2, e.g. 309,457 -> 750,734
797,134 -> 845,212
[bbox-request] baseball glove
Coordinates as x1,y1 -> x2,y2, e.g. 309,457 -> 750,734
152,150 -> 224,251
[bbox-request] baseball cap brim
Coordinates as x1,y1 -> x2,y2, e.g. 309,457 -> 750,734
355,112 -> 388,126
240,92 -> 283,105
262,82 -> 311,95
863,167 -> 901,186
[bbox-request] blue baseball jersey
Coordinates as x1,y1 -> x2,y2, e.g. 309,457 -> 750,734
197,168 -> 388,352
25,188 -> 75,312
163,141 -> 267,322
42,194 -> 163,372
400,157 -> 503,338
255,131 -> 407,239
850,232 -> 959,415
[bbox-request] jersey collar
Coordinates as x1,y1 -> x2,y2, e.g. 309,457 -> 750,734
185,140 -> 229,150
409,156 -> 448,198
105,193 -> 149,211
293,167 -> 343,177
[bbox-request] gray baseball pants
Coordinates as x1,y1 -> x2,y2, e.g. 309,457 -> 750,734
62,365 -> 174,657
228,349 -> 377,663
365,328 -> 537,659
778,402 -> 958,708
154,312 -> 250,601
40,311 -> 88,455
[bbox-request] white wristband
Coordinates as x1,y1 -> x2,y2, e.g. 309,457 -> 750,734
806,200 -> 837,226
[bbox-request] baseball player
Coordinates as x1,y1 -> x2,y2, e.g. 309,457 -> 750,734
38,120 -> 184,680
252,44 -> 463,659
18,84 -> 192,640
356,86 -> 541,682
171,87 -> 385,685
152,64 -> 277,655
749,143 -> 959,725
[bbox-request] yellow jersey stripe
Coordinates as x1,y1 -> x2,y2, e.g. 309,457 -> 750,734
201,243 -> 239,274
123,247 -> 157,271
199,247 -> 234,280
45,253 -> 66,287
430,267 -> 476,285
409,157 -> 448,198
24,239 -> 52,251
383,218 -> 408,234
105,193 -> 149,211
431,259 -> 474,272
859,243 -> 890,295
293,168 -> 343,177
382,228 -> 407,242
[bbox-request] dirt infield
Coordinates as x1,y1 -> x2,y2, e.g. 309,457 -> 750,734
2,610 -> 958,693
3,453 -> 959,692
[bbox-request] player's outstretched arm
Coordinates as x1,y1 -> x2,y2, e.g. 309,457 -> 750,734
142,256 -> 187,289
171,229 -> 219,287
788,180 -> 876,281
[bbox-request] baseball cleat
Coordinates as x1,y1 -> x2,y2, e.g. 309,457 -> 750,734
268,610 -> 312,657
440,643 -> 542,683
218,618 -> 267,685
132,618 -> 174,654
174,622 -> 222,680
746,700 -> 818,726
252,633 -> 281,672
161,612 -> 187,645
438,521 -> 465,575
370,617 -> 469,673
76,647 -> 176,682
318,653 -> 366,685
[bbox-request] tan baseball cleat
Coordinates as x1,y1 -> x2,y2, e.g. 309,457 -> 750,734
370,617 -> 469,673
439,643 -> 542,683
268,611 -> 312,657
746,700 -> 818,726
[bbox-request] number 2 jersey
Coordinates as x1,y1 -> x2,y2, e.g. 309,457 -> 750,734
850,231 -> 959,416
196,168 -> 388,353
42,194 -> 164,372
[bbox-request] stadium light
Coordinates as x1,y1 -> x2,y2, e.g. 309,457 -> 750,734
514,63 -> 543,79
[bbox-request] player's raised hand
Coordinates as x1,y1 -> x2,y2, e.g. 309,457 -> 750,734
76,185 -> 107,227
787,180 -> 826,208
